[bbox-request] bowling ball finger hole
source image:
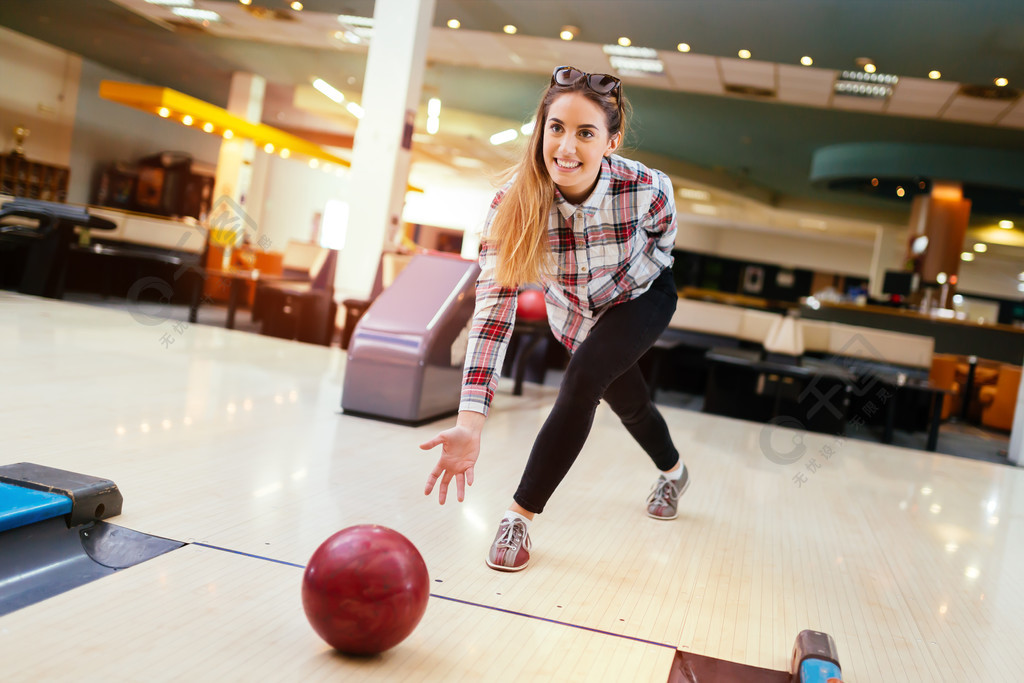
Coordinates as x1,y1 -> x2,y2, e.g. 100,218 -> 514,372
94,504 -> 105,517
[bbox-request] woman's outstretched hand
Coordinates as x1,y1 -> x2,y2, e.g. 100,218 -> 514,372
421,411 -> 485,504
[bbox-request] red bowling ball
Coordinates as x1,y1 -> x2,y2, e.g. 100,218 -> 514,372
302,525 -> 430,655
517,288 -> 547,322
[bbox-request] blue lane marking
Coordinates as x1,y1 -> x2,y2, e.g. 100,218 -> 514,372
0,482 -> 72,533
191,541 -> 676,651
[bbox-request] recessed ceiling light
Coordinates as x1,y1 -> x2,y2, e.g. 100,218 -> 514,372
182,114 -> 193,125
618,37 -> 631,47
337,14 -> 373,28
738,49 -> 751,59
995,77 -> 1009,87
560,26 -> 577,41
864,63 -> 877,73
171,7 -> 221,21
309,159 -> 319,169
202,122 -> 213,133
677,43 -> 690,52
490,129 -> 518,145
158,107 -> 170,117
871,177 -> 879,186
800,56 -> 813,66
264,143 -> 274,153
223,129 -> 233,139
928,70 -> 941,80
503,24 -> 516,34
936,273 -> 947,285
290,1 -> 302,10
346,102 -> 364,119
896,186 -> 905,197
280,149 -> 290,159
999,219 -> 1014,229
447,18 -> 460,29
239,0 -> 251,5
973,243 -> 987,253
960,252 -> 975,261
145,0 -> 193,6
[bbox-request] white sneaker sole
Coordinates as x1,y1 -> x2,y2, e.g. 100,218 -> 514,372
485,557 -> 530,572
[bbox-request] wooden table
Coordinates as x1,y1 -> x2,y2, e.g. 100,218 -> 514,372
197,267 -> 308,329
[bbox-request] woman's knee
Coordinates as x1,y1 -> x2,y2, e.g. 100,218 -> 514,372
560,361 -> 607,402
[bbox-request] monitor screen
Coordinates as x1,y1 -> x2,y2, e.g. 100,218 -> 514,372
882,270 -> 915,296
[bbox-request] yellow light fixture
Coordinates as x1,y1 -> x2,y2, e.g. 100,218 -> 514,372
280,148 -> 290,159
800,56 -> 813,66
264,142 -> 275,154
182,114 -> 193,125
864,63 -> 877,73
158,107 -> 170,117
447,18 -> 460,29
995,77 -> 1009,87
202,122 -> 214,133
99,80 -> 423,193
677,43 -> 690,52
503,24 -> 517,34
618,37 -> 631,47
999,219 -> 1014,229
929,70 -> 941,80
738,49 -> 751,59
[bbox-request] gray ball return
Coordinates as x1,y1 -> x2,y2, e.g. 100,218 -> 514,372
341,253 -> 480,424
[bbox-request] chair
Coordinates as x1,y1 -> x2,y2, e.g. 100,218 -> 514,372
256,244 -> 338,346
929,353 -> 961,421
979,364 -> 1022,432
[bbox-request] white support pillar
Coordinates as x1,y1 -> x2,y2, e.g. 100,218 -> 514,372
336,0 -> 436,300
867,224 -> 906,299
209,73 -> 265,254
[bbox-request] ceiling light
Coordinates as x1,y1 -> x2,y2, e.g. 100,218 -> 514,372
995,77 -> 1009,87
312,78 -> 345,104
426,117 -> 439,134
929,70 -> 941,80
503,25 -> 517,34
447,19 -> 460,29
239,0 -> 251,5
961,252 -> 975,261
835,70 -> 898,99
490,129 -> 518,145
290,1 -> 302,10
182,114 -> 193,125
871,178 -> 879,186
280,148 -> 290,159
896,186 -> 905,197
171,7 -> 221,21
936,273 -> 947,285
999,219 -> 1014,229
202,122 -> 214,133
800,56 -> 813,66
560,26 -> 577,41
608,56 -> 664,74
864,63 -> 877,73
738,49 -> 751,59
618,37 -> 632,47
145,0 -> 193,6
346,102 -> 364,119
677,43 -> 690,53
1018,271 -> 1024,281
158,107 -> 170,117
521,119 -> 536,135
679,188 -> 710,201
973,243 -> 987,253
337,14 -> 373,28
222,129 -> 233,139
264,143 -> 274,153
1018,283 -> 1024,292
309,159 -> 319,169
427,97 -> 441,117
692,204 -> 718,216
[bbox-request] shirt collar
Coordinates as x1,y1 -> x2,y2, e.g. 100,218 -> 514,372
553,156 -> 612,220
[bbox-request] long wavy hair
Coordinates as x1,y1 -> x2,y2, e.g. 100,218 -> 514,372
487,76 -> 629,288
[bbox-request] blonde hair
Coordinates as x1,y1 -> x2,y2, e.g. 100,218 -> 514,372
487,78 -> 628,288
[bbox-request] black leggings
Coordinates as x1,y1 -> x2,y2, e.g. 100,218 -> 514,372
513,268 -> 680,514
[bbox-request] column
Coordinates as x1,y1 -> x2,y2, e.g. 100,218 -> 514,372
867,225 -> 906,299
209,72 -> 265,257
1009,351 -> 1024,467
336,0 -> 436,300
906,181 -> 971,309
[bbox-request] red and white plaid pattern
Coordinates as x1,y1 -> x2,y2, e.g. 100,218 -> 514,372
460,155 -> 677,415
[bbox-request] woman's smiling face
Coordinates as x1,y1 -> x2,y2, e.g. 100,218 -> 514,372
542,92 -> 621,204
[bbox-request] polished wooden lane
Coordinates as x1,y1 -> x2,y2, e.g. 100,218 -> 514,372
1,292 -> 1022,681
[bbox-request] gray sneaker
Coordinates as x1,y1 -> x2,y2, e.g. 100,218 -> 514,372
486,517 -> 532,571
647,467 -> 689,520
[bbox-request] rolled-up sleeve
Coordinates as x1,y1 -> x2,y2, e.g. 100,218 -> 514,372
646,170 -> 677,258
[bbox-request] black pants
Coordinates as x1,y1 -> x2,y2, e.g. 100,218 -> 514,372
513,268 -> 680,514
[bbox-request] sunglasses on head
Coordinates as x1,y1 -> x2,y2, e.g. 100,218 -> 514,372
551,66 -> 621,96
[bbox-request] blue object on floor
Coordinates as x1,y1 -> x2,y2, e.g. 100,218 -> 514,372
0,482 -> 72,533
799,657 -> 843,681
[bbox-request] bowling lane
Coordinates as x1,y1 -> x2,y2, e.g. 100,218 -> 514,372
0,543 -> 676,681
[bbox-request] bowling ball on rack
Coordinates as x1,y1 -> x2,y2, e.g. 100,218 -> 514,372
301,525 -> 430,655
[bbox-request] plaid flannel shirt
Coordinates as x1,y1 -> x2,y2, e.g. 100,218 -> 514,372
460,154 -> 677,415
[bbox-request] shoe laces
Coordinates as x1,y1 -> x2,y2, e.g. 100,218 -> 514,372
496,519 -> 527,550
647,476 -> 678,507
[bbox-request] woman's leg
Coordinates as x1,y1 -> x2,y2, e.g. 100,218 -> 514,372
512,269 -> 677,514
